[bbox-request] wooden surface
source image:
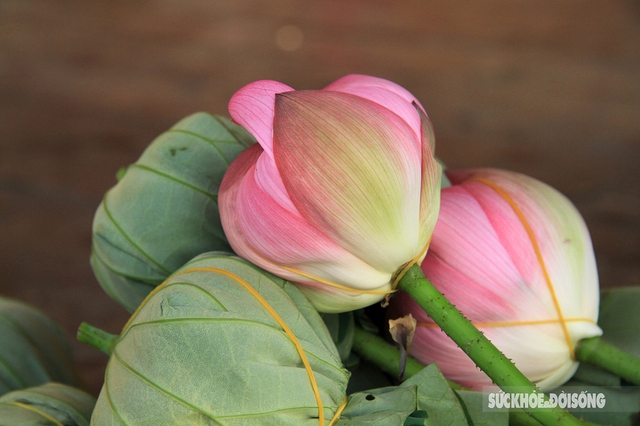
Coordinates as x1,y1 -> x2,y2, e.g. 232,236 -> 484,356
1,0 -> 639,396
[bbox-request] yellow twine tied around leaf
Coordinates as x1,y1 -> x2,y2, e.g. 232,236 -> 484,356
122,265 -> 329,425
173,267 -> 327,425
328,396 -> 349,426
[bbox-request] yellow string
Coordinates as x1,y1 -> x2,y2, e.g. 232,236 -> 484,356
391,240 -> 431,290
171,267 -> 326,426
278,264 -> 394,295
469,178 -> 576,359
418,317 -> 596,328
5,401 -> 64,426
243,240 -> 393,296
253,239 -> 432,297
327,396 -> 349,426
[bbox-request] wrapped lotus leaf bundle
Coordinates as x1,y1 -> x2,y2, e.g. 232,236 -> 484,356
0,297 -> 79,396
0,382 -> 96,426
91,113 -> 255,312
85,252 -> 350,425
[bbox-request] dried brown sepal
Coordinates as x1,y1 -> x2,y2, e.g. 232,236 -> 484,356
389,314 -> 417,381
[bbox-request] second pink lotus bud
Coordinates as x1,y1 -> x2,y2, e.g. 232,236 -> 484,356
390,168 -> 603,391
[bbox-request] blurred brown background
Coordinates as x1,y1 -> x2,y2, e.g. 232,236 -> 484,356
1,0 -> 639,396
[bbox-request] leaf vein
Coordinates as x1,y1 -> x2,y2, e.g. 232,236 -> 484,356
112,350 -> 222,422
101,197 -> 171,275
129,164 -> 218,202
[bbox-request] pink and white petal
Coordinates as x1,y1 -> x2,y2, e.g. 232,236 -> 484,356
483,319 -> 601,388
410,325 -> 491,389
443,172 -> 556,315
481,323 -> 573,387
415,101 -> 437,164
416,107 -> 441,247
449,169 -> 600,325
226,159 -> 394,297
422,253 -> 520,321
536,362 -> 581,392
228,80 -> 294,157
324,74 -> 425,112
488,171 -> 601,323
219,143 -> 264,201
465,322 -> 580,391
273,90 -> 423,273
254,153 -> 297,213
324,74 -> 425,147
297,283 -> 392,314
219,144 -> 266,259
406,312 -> 577,390
425,185 -> 550,320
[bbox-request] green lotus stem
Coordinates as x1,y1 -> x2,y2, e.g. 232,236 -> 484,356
351,325 -> 464,390
397,264 -> 596,426
576,336 -> 640,385
77,322 -> 118,356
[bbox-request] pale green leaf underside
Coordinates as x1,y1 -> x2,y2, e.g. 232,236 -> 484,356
454,391 -> 509,426
92,253 -> 349,426
91,113 -> 255,313
320,312 -> 355,366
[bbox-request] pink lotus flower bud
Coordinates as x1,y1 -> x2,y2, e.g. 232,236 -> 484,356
219,75 -> 442,313
390,168 -> 602,391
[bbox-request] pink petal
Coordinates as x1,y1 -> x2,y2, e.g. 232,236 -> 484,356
254,153 -> 298,212
228,80 -> 294,158
324,74 -> 424,111
228,80 -> 295,211
416,105 -> 441,246
219,143 -> 263,198
446,169 -> 600,325
324,74 -> 427,148
426,185 -> 548,320
391,292 -> 582,390
219,145 -> 393,313
445,170 -> 549,301
273,90 -> 424,273
410,319 -> 575,389
295,284 -> 393,314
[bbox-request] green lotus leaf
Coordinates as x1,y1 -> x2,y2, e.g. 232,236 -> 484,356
0,382 -> 95,426
596,287 -> 640,357
91,113 -> 255,313
335,363 -> 482,426
454,390 -> 509,426
90,252 -> 349,425
0,297 -> 79,396
321,312 -> 355,366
